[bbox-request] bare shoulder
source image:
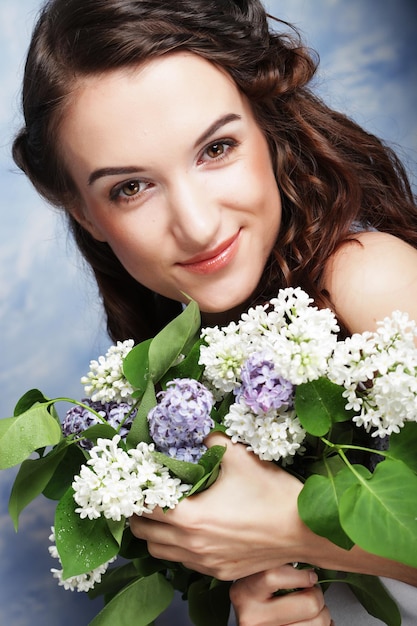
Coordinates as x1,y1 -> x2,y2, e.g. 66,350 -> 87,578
322,231 -> 417,334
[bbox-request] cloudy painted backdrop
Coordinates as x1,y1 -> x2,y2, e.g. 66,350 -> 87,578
0,1 -> 416,624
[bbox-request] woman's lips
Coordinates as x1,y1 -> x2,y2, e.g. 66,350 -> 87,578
178,231 -> 240,275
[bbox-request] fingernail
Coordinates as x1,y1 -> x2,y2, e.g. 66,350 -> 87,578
309,570 -> 318,585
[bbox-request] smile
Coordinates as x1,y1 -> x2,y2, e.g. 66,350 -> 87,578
178,231 -> 241,275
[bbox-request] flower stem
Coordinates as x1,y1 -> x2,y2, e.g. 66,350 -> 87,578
45,397 -> 109,424
320,437 -> 390,459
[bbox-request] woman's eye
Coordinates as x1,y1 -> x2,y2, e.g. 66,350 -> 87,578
110,179 -> 148,202
201,139 -> 237,163
206,143 -> 226,159
122,180 -> 141,196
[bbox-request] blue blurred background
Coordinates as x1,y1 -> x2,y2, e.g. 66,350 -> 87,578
0,1 -> 416,624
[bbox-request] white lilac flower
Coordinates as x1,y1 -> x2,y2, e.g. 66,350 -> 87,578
62,399 -> 136,448
240,291 -> 339,385
199,323 -> 249,393
328,332 -> 377,388
374,310 -> 417,347
200,375 -> 229,403
81,340 -> 135,404
265,296 -> 339,385
351,363 -> 417,437
48,527 -> 116,592
270,285 -> 314,317
72,435 -> 191,521
235,352 -> 294,414
237,304 -> 277,337
330,311 -> 417,438
224,398 -> 306,462
148,378 -> 214,463
200,288 -> 339,393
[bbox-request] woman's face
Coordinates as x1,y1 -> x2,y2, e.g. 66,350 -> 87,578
60,53 -> 282,317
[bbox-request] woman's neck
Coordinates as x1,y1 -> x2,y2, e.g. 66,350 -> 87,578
200,300 -> 251,328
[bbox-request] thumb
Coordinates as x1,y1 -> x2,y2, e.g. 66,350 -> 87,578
205,430 -> 258,470
204,430 -> 230,448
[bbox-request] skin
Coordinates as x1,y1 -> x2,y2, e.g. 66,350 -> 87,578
131,232 -> 417,587
60,53 -> 282,323
230,566 -> 333,626
323,230 -> 417,337
131,431 -> 417,585
61,51 -> 330,623
59,51 -> 417,620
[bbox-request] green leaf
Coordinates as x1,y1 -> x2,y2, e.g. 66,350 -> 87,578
339,459 -> 417,568
119,528 -> 150,560
212,393 -> 234,424
298,473 -> 354,550
42,443 -> 87,500
123,338 -> 152,397
0,405 -> 62,469
148,300 -> 200,382
118,529 -> 172,577
197,445 -> 226,473
342,573 -> 401,626
188,576 -> 231,626
107,518 -> 126,546
88,562 -> 139,600
152,451 -> 205,485
88,573 -> 174,626
388,422 -> 417,473
308,453 -> 346,478
81,423 -> 119,443
126,380 -> 156,448
13,389 -> 50,416
54,488 -> 121,579
8,440 -> 72,529
132,556 -> 169,578
151,446 -> 225,497
295,378 -> 351,436
160,338 -> 204,387
191,445 -> 226,492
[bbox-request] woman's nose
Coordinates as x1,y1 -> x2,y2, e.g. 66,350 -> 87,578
168,177 -> 221,247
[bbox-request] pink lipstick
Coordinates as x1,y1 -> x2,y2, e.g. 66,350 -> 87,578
179,231 -> 240,275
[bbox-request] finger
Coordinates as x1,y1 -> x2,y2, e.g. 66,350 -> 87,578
130,515 -> 216,571
205,431 -> 262,469
262,565 -> 319,594
140,505 -> 175,521
204,431 -> 230,447
286,603 -> 332,626
232,586 -> 327,626
130,513 -> 180,544
231,566 -> 318,601
274,587 -> 326,623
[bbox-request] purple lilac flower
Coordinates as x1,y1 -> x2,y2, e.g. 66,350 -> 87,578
62,398 -> 136,448
235,352 -> 294,414
105,403 -> 136,437
148,378 -> 215,463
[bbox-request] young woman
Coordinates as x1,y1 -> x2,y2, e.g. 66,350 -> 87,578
12,0 -> 417,624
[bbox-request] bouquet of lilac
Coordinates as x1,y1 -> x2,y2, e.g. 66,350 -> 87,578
1,287 -> 417,626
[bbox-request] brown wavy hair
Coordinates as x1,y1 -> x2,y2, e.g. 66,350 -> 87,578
12,0 -> 417,342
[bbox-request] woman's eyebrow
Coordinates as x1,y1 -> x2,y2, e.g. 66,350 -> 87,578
193,113 -> 242,148
88,166 -> 144,186
87,113 -> 242,186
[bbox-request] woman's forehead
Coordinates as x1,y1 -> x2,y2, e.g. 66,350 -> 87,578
63,54 -> 245,138
58,52 -> 252,179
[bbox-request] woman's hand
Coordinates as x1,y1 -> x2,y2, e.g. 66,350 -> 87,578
130,432 -> 417,585
230,566 -> 333,626
131,432 -> 308,580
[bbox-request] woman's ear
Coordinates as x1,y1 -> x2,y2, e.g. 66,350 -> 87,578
68,203 -> 107,242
